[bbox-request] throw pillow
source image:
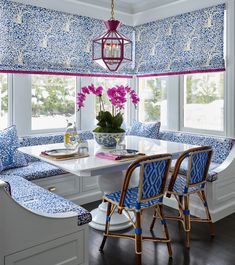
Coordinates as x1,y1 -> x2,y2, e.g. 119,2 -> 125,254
126,121 -> 161,139
0,126 -> 28,172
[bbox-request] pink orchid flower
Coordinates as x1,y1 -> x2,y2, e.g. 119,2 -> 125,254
81,86 -> 90,94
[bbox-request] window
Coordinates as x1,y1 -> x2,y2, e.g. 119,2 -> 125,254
138,77 -> 168,127
93,77 -> 129,125
31,75 -> 76,131
0,74 -> 8,130
183,72 -> 224,132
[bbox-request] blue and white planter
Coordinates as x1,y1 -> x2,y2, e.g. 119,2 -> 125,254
93,132 -> 125,148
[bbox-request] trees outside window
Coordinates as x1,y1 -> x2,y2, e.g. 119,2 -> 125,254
0,74 -> 8,130
183,72 -> 224,131
138,77 -> 168,126
31,75 -> 76,130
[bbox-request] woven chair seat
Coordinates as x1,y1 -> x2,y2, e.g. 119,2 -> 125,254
105,187 -> 163,210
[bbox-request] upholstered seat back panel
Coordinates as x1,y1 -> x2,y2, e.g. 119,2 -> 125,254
159,130 -> 234,164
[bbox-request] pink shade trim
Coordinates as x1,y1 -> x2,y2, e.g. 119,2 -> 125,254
0,69 -> 133,79
136,68 -> 226,78
0,68 -> 225,79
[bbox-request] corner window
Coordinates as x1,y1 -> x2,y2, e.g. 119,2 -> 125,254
0,74 -> 8,130
31,75 -> 76,131
138,77 -> 168,127
183,72 -> 224,132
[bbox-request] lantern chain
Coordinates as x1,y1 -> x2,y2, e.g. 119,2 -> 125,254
111,0 -> 115,20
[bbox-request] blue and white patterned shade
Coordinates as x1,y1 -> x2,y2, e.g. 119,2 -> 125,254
0,0 -> 225,76
135,4 -> 225,76
0,0 -> 134,76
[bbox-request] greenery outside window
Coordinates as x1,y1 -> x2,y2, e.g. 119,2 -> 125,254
31,75 -> 76,131
183,72 -> 224,132
138,77 -> 168,127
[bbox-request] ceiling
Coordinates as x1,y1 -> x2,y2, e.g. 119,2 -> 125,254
71,0 -> 179,14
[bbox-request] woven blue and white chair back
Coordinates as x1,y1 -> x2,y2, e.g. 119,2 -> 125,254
138,155 -> 172,203
185,146 -> 213,187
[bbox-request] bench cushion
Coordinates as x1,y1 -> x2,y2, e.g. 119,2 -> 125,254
0,126 -> 28,171
0,175 -> 92,226
126,121 -> 161,139
170,159 -> 219,182
2,161 -> 66,181
159,130 -> 234,164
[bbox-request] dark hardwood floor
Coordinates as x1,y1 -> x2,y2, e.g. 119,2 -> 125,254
83,201 -> 235,265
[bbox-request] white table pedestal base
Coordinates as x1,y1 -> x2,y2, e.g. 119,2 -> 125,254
89,171 -> 135,231
89,201 -> 134,231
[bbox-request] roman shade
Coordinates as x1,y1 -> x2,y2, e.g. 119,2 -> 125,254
0,1 -> 225,77
135,4 -> 225,77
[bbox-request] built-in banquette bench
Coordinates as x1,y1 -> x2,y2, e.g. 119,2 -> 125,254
1,131 -> 102,205
127,122 -> 235,222
0,126 -> 97,265
0,175 -> 91,265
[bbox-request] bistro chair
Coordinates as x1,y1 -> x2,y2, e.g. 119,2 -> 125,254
99,154 -> 173,264
151,146 -> 214,248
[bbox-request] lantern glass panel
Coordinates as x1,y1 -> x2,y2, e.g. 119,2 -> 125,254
124,42 -> 132,60
103,38 -> 122,59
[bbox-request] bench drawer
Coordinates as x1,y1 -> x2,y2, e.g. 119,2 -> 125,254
5,232 -> 85,265
32,174 -> 80,196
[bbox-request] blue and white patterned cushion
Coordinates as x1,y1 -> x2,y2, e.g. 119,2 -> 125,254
0,175 -> 91,226
105,187 -> 163,210
78,130 -> 94,141
20,131 -> 94,163
159,130 -> 234,164
167,174 -> 203,194
0,126 -> 28,172
126,121 -> 161,139
170,159 -> 219,182
2,161 -> 66,181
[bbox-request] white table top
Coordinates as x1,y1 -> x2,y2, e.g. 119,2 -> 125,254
19,136 -> 196,177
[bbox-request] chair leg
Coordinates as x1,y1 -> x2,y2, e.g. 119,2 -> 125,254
99,202 -> 112,252
178,195 -> 183,217
150,208 -> 157,231
135,211 -> 142,265
158,204 -> 173,257
183,195 -> 191,248
200,190 -> 215,237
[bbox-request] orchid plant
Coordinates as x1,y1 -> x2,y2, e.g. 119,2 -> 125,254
77,83 -> 140,133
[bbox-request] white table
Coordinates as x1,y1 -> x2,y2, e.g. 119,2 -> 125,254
20,136 -> 196,231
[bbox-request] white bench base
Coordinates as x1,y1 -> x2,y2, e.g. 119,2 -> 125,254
164,157 -> 235,222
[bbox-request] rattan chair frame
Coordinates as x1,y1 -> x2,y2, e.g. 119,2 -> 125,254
151,146 -> 215,248
99,154 -> 173,265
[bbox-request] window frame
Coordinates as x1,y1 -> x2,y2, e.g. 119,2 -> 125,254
0,73 -> 12,130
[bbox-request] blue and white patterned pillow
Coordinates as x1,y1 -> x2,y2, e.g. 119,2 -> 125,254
126,121 -> 161,139
0,126 -> 28,172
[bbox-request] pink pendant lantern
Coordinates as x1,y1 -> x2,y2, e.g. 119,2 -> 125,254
92,0 -> 132,72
